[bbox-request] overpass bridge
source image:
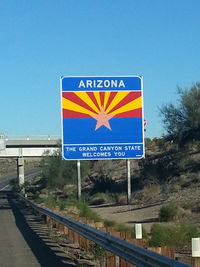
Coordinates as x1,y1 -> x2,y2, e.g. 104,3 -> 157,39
0,135 -> 60,187
0,135 -> 60,157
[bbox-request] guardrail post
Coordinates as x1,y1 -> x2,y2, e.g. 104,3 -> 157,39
119,232 -> 132,267
79,234 -> 87,250
46,216 -> 50,226
149,247 -> 162,254
109,231 -> 121,267
49,218 -> 52,227
192,238 -> 200,266
95,222 -> 105,229
106,251 -> 116,267
68,229 -> 75,243
73,231 -> 79,245
161,246 -> 174,259
64,225 -> 69,236
193,258 -> 200,267
58,223 -> 64,233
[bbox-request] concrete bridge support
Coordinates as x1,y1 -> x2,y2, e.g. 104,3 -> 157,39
17,157 -> 24,188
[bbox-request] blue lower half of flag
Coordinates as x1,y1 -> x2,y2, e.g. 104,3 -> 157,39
62,117 -> 144,159
62,117 -> 143,145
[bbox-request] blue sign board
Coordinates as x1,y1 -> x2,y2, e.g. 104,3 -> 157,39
61,76 -> 145,160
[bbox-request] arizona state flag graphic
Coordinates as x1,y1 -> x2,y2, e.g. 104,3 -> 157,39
61,76 -> 145,160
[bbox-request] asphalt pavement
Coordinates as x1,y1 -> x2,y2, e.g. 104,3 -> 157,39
0,191 -> 40,266
0,171 -> 75,267
0,168 -> 41,192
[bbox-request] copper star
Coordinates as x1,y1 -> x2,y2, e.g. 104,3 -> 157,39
90,106 -> 115,130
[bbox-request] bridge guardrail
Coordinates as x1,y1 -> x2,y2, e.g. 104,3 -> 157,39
5,135 -> 60,141
17,194 -> 191,267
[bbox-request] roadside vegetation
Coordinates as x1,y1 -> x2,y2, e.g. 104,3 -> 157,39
160,82 -> 200,146
40,148 -> 91,190
36,195 -> 148,239
150,222 -> 200,248
34,194 -> 199,249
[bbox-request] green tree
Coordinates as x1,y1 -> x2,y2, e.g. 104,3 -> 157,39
160,82 -> 200,145
41,147 -> 91,189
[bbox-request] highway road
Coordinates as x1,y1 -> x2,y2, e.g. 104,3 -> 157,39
0,168 -> 41,191
0,170 -> 75,267
0,191 -> 41,266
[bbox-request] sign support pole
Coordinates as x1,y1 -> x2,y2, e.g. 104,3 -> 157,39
77,160 -> 81,200
127,159 -> 131,204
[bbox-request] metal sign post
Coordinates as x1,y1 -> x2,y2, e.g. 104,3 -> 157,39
127,159 -> 131,204
77,160 -> 81,200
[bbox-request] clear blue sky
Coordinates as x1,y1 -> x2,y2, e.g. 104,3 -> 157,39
0,0 -> 200,138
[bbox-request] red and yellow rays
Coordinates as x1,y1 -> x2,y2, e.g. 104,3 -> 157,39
62,91 -> 142,119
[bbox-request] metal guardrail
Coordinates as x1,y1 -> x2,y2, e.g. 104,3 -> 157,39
17,194 -> 191,267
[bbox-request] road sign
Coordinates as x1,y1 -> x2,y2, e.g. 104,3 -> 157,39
61,76 -> 145,160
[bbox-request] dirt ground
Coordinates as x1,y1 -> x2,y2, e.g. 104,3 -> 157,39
91,202 -> 163,232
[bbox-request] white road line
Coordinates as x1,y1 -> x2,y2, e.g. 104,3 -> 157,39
0,184 -> 9,191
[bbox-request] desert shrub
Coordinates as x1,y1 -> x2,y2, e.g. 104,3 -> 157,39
178,222 -> 200,247
159,201 -> 177,222
62,184 -> 76,197
26,192 -> 34,198
169,183 -> 180,193
178,200 -> 194,210
186,140 -> 200,151
114,193 -> 127,205
89,174 -> 117,193
90,244 -> 106,263
35,196 -> 43,204
177,156 -> 196,170
150,222 -> 200,248
80,192 -> 90,203
40,148 -> 91,189
89,192 -> 127,205
154,138 -> 169,151
176,207 -> 192,220
43,196 -> 57,208
89,193 -> 110,205
145,138 -> 155,150
142,184 -> 161,201
56,199 -> 67,210
73,201 -> 101,222
150,223 -> 178,247
116,223 -> 133,233
104,219 -> 117,228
